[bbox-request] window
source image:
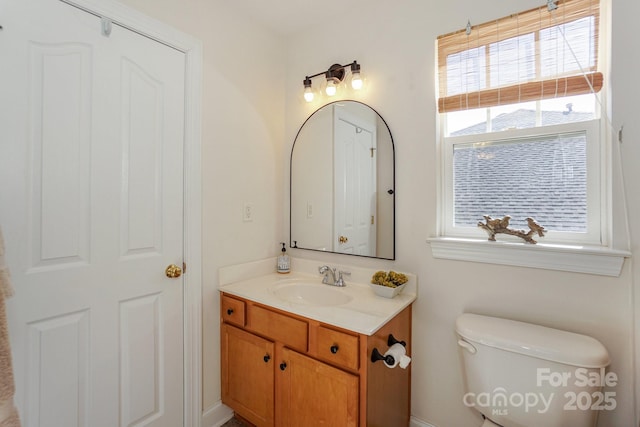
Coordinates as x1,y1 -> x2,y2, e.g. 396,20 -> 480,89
437,0 -> 606,246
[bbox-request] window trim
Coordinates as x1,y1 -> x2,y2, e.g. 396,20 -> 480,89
428,237 -> 629,277
432,110 -> 628,276
430,0 -> 631,275
440,119 -> 605,246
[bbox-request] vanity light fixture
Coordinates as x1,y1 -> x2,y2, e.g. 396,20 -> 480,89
303,77 -> 314,102
302,61 -> 363,102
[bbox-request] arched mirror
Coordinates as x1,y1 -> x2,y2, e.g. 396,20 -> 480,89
290,101 -> 395,259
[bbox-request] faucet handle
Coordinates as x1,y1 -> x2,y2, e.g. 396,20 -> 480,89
335,270 -> 351,287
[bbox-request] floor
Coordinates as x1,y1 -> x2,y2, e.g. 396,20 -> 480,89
221,417 -> 250,427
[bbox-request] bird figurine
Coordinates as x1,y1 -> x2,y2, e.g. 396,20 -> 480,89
478,215 -> 546,244
526,217 -> 546,237
483,215 -> 502,230
498,215 -> 511,229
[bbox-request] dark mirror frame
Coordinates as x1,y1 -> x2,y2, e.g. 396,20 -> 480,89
289,100 -> 395,260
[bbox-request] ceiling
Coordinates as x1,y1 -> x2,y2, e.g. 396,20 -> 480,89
221,0 -> 371,36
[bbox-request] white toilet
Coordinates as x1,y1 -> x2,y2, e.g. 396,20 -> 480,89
456,313 -> 611,427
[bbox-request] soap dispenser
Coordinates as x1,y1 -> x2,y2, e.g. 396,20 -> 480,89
277,242 -> 290,274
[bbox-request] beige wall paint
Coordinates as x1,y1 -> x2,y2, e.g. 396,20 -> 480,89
119,0 -> 639,425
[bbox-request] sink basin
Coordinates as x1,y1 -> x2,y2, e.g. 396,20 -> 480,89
273,282 -> 352,306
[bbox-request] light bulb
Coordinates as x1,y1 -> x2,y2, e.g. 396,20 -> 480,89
303,77 -> 314,102
351,71 -> 363,90
325,79 -> 337,96
304,86 -> 314,102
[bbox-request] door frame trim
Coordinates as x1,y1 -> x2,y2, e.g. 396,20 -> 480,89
59,1 -> 203,425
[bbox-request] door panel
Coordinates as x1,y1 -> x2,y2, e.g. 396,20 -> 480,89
0,1 -> 186,425
120,58 -> 166,257
26,310 -> 90,427
333,108 -> 377,257
28,42 -> 93,269
119,293 -> 160,426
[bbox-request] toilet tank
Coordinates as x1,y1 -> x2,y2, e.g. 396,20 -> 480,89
456,314 -> 611,427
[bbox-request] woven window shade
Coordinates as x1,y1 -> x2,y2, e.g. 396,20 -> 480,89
437,0 -> 601,113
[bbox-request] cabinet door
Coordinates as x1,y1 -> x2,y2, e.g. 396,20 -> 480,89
221,324 -> 274,427
278,348 -> 358,427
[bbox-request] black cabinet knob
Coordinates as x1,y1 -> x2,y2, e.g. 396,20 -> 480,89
263,354 -> 270,363
279,362 -> 287,371
330,345 -> 339,354
227,308 -> 234,315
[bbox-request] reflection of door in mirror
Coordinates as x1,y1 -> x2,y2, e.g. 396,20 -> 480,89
334,106 -> 376,256
290,100 -> 395,260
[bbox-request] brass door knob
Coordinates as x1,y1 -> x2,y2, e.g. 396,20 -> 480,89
165,264 -> 182,278
338,235 -> 349,244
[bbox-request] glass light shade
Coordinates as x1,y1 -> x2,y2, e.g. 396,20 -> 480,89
325,79 -> 337,96
304,86 -> 314,102
351,71 -> 363,90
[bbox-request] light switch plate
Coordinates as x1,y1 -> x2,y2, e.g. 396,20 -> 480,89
243,202 -> 254,222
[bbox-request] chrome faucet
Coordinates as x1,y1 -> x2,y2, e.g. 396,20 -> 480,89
318,265 -> 350,287
319,265 -> 337,285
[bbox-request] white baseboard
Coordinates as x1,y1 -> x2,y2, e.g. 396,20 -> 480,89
202,402 -> 434,427
411,416 -> 438,427
202,401 -> 234,427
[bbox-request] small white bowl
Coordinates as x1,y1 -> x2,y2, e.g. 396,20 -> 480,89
369,282 -> 406,299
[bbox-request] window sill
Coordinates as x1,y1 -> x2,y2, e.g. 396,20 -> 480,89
427,237 -> 631,277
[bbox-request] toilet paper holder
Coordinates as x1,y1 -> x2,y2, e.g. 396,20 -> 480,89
371,334 -> 407,364
387,334 -> 406,347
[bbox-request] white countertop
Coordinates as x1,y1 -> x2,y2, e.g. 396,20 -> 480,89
218,259 -> 417,336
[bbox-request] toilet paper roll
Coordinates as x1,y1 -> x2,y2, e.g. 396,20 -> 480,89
383,343 -> 411,369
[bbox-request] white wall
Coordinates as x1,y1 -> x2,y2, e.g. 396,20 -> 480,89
612,1 -> 640,424
119,0 -> 639,426
117,0 -> 286,413
284,1 -> 637,426
291,106 -> 333,251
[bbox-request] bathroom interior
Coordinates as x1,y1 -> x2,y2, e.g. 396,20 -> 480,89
1,0 -> 639,426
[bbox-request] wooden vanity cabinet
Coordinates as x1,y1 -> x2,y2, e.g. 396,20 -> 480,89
221,324 -> 275,426
277,348 -> 358,427
220,292 -> 412,427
